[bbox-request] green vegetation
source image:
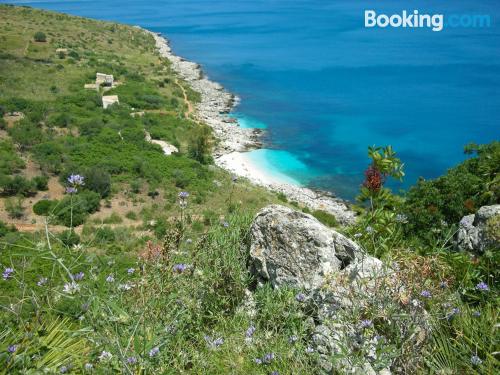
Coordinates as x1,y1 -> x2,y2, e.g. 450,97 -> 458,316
0,5 -> 498,375
33,31 -> 46,42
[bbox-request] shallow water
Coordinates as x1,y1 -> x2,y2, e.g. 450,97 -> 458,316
5,0 -> 500,200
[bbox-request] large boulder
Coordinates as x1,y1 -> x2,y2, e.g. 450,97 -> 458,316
249,205 -> 369,290
248,205 -> 429,375
456,205 -> 500,253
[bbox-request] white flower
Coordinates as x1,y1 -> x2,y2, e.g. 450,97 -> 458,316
72,244 -> 84,251
98,351 -> 112,361
106,275 -> 115,283
118,283 -> 132,291
63,282 -> 80,294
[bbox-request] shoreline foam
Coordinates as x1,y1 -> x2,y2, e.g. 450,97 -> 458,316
143,29 -> 356,225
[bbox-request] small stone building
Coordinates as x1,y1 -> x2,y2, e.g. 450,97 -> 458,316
96,72 -> 114,87
102,95 -> 119,109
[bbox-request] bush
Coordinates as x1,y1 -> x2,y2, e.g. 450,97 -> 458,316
94,227 -> 116,244
32,175 -> 49,191
59,230 -> 80,247
0,175 -> 35,196
5,197 -> 24,219
34,31 -> 46,42
33,199 -> 56,216
0,219 -> 16,237
311,210 -> 338,227
84,167 -> 111,198
55,191 -> 101,227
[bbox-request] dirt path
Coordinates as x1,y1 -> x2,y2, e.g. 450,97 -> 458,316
175,79 -> 194,119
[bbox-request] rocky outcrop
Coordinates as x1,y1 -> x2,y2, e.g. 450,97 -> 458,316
456,204 -> 500,253
248,205 -> 429,375
249,205 -> 371,289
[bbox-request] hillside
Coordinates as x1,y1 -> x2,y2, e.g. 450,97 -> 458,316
0,5 -> 498,375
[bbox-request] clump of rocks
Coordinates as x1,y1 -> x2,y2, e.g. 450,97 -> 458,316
455,204 -> 500,253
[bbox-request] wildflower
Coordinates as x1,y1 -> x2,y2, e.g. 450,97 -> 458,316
246,325 -> 256,338
295,293 -> 306,302
289,335 -> 298,343
471,355 -> 482,366
420,290 -> 432,298
63,282 -> 80,294
353,232 -> 362,238
446,307 -> 460,320
98,351 -> 112,361
81,302 -> 90,312
66,187 -> 78,194
186,238 -> 193,244
67,174 -> 85,186
254,358 -> 262,365
363,165 -> 382,192
475,282 -> 489,291
178,191 -> 189,199
395,213 -> 408,223
473,311 -> 481,317
271,372 -> 279,375
2,267 -> 14,280
118,283 -> 132,291
126,356 -> 137,364
365,226 -> 374,234
7,344 -> 17,353
37,277 -> 48,286
106,275 -> 115,283
360,319 -> 373,329
213,338 -> 224,347
439,281 -> 448,289
127,268 -> 135,274
60,365 -> 71,373
72,244 -> 84,251
84,363 -> 93,371
73,272 -> 84,281
263,353 -> 275,363
149,347 -> 159,357
173,264 -> 189,273
306,346 -> 314,353
222,221 -> 229,228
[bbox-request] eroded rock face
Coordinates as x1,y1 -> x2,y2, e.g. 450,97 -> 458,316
249,205 -> 363,290
456,205 -> 500,253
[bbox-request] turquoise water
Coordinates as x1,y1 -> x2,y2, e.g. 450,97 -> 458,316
4,0 -> 500,200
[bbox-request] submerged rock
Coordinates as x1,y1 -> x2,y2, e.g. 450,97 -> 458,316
456,204 -> 500,253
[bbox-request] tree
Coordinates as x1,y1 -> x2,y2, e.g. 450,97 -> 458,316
34,31 -> 47,42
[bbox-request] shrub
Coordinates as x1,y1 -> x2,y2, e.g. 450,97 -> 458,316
83,167 -> 111,198
33,199 -> 56,216
55,191 -> 101,227
311,210 -> 338,227
94,227 -> 116,244
59,230 -> 80,247
125,211 -> 137,220
32,175 -> 49,191
0,175 -> 35,196
5,197 -> 24,219
0,219 -> 16,237
34,31 -> 46,42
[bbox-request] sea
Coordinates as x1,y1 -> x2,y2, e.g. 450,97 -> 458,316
3,0 -> 500,200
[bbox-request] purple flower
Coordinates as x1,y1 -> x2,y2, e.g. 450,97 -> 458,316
245,325 -> 256,338
471,355 -> 482,366
126,356 -> 137,364
173,264 -> 188,273
106,275 -> 115,283
178,191 -> 189,199
289,335 -> 298,343
66,187 -> 78,194
295,293 -> 306,302
446,307 -> 460,320
271,372 -> 279,375
222,221 -> 229,228
67,174 -> 85,186
360,319 -> 373,329
475,282 -> 489,291
127,268 -> 135,274
2,267 -> 14,280
473,311 -> 481,317
213,338 -> 224,347
306,347 -> 314,353
73,272 -> 84,281
263,353 -> 275,363
420,290 -> 432,298
254,358 -> 262,365
7,344 -> 17,353
149,347 -> 159,357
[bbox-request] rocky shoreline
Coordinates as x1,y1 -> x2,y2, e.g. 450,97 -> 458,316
143,29 -> 356,225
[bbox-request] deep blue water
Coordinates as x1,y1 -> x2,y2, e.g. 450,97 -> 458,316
4,0 -> 500,199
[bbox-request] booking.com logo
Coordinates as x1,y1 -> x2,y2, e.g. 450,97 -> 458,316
365,10 -> 492,32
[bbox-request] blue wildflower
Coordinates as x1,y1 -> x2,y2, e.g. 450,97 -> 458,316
67,174 -> 85,186
295,293 -> 306,302
245,325 -> 256,338
7,344 -> 17,353
149,347 -> 159,357
263,353 -> 275,363
2,267 -> 14,280
126,356 -> 137,364
360,319 -> 373,329
73,272 -> 84,281
471,355 -> 482,366
420,290 -> 432,298
475,282 -> 489,291
173,264 -> 189,273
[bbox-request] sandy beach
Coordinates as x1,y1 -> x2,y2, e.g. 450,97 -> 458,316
142,28 -> 356,225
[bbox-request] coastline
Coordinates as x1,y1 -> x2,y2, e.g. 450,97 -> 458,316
143,29 -> 356,225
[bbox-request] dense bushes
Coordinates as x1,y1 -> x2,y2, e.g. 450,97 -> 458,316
54,191 -> 101,227
33,31 -> 46,42
403,142 -> 499,241
0,140 -> 25,174
33,199 -> 56,216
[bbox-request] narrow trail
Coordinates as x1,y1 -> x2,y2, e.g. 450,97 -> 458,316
175,79 -> 194,119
